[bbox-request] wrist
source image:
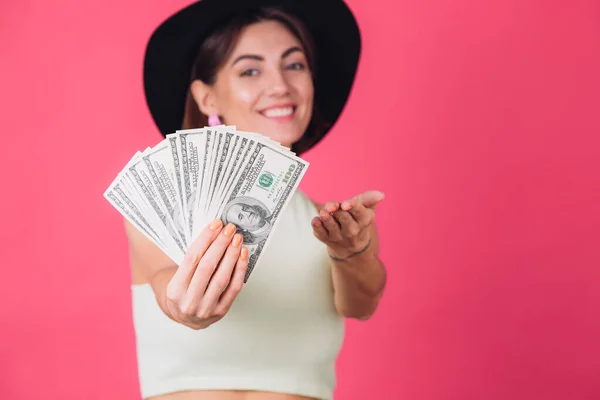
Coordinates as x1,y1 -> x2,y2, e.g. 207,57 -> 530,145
328,238 -> 372,262
150,266 -> 179,319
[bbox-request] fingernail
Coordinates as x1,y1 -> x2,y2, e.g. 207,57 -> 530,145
342,201 -> 352,210
313,219 -> 322,227
241,247 -> 249,260
320,211 -> 329,220
209,218 -> 223,231
232,233 -> 242,247
224,223 -> 236,236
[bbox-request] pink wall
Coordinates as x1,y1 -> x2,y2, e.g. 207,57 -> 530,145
1,0 -> 599,399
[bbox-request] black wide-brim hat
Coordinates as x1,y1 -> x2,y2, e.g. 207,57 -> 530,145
143,0 -> 361,154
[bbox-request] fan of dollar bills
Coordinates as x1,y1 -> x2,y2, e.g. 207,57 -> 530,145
103,126 -> 309,281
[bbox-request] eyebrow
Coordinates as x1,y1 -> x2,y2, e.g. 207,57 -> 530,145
231,46 -> 304,66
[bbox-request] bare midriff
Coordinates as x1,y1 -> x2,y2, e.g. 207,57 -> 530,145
147,391 -> 317,400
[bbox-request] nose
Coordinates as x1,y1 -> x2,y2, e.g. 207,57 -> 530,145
264,69 -> 289,97
241,209 -> 253,220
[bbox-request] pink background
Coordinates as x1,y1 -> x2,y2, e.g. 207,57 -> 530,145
1,0 -> 599,399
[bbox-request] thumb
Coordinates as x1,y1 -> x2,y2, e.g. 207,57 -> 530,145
355,190 -> 385,209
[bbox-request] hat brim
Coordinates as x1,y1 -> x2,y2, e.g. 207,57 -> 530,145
143,0 -> 361,153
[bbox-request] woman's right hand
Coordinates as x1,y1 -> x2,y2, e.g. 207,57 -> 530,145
165,219 -> 248,330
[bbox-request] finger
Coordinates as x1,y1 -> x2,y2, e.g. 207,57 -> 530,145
323,201 -> 340,213
311,217 -> 329,242
354,190 -> 385,209
343,198 -> 373,228
319,207 -> 342,241
332,210 -> 360,238
215,247 -> 249,316
186,222 -> 237,299
169,218 -> 224,292
200,233 -> 243,314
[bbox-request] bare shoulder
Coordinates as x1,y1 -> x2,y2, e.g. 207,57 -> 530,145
124,219 -> 176,284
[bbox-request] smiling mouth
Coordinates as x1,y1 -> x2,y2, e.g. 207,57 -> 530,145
259,105 -> 296,121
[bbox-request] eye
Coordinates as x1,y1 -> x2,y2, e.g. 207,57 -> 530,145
238,212 -> 244,221
240,68 -> 259,77
286,62 -> 305,70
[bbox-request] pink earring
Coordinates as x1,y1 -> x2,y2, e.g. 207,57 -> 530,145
208,113 -> 221,126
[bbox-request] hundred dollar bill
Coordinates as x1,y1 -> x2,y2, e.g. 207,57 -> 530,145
119,147 -> 170,237
207,135 -> 254,220
192,127 -> 217,233
216,142 -> 309,281
128,149 -> 186,254
119,168 -> 165,235
166,133 -> 188,243
105,186 -> 183,264
203,126 -> 238,217
209,133 -> 245,218
176,128 -> 207,241
199,128 -> 219,218
207,128 -> 235,215
209,130 -> 294,220
203,128 -> 222,216
141,140 -> 188,249
103,154 -> 182,264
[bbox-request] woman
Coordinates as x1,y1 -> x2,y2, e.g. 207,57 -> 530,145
127,0 -> 387,399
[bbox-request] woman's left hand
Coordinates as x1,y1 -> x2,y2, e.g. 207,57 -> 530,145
311,190 -> 385,260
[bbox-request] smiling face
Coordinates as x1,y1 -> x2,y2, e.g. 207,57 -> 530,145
191,20 -> 314,148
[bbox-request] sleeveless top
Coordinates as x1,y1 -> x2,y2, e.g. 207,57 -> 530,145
131,190 -> 345,400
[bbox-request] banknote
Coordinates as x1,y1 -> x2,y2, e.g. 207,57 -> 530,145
141,141 -> 188,249
209,134 -> 247,219
104,126 -> 309,280
175,128 -> 207,241
127,150 -> 186,254
217,141 -> 308,281
194,128 -> 215,231
103,153 -> 183,263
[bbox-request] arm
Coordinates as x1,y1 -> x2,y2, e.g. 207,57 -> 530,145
124,219 -> 178,320
328,223 -> 387,320
312,190 -> 387,321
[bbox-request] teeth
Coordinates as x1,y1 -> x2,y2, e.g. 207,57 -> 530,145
263,107 -> 293,118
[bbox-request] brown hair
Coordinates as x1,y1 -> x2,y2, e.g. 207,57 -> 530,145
182,7 -> 327,155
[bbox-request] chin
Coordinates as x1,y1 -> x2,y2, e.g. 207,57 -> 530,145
276,129 -> 306,148
260,122 -> 307,147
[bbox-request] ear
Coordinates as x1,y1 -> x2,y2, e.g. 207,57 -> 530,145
190,79 -> 220,116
